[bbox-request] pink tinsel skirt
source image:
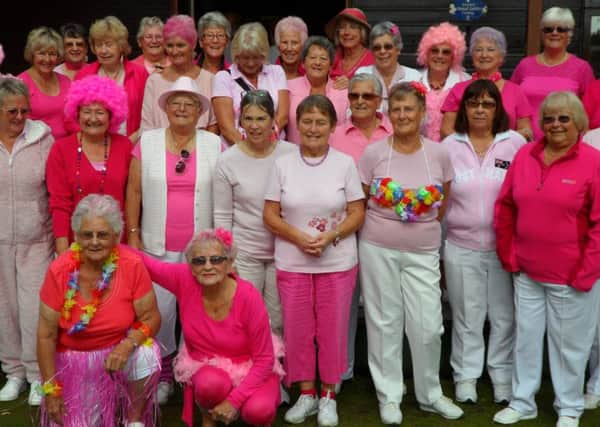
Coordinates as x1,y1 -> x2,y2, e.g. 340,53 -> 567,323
41,342 -> 161,427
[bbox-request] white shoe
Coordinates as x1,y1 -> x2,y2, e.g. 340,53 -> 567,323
127,423 -> 145,427
556,416 -> 579,427
157,381 -> 174,405
419,395 -> 464,420
494,383 -> 512,404
493,407 -> 537,424
379,402 -> 402,425
284,394 -> 318,424
455,379 -> 477,403
0,377 -> 26,401
584,393 -> 600,410
317,391 -> 338,426
27,380 -> 42,406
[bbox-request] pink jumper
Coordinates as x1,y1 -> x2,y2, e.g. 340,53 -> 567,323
494,139 -> 600,291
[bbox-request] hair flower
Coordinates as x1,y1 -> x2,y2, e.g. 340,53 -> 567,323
410,81 -> 428,97
390,24 -> 400,36
214,228 -> 234,249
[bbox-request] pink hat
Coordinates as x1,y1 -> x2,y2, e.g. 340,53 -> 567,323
325,8 -> 371,41
158,76 -> 210,114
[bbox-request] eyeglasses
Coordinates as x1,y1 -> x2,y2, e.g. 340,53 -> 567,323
190,255 -> 228,266
175,149 -> 190,174
348,92 -> 379,101
542,26 -> 571,34
202,32 -> 227,41
542,115 -> 571,124
64,40 -> 86,48
143,34 -> 163,41
372,43 -> 395,52
2,107 -> 31,116
430,47 -> 453,56
77,230 -> 112,241
168,100 -> 199,111
466,99 -> 497,109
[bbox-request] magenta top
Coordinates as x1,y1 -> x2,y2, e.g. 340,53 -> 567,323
442,79 -> 533,131
18,71 -> 71,139
583,79 -> 600,130
330,47 -> 375,79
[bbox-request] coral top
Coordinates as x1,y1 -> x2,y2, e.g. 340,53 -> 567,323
330,47 -> 375,79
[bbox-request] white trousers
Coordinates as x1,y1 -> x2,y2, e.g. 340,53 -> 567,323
234,251 -> 282,335
359,240 -> 444,405
586,284 -> 600,395
150,250 -> 181,357
443,240 -> 514,385
511,273 -> 599,417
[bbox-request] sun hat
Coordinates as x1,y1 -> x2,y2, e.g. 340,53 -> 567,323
325,8 -> 371,40
158,76 -> 211,113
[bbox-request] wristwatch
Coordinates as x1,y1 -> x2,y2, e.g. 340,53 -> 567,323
332,230 -> 341,247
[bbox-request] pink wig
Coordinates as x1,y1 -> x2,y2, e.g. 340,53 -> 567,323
416,22 -> 466,71
163,14 -> 198,48
64,75 -> 128,133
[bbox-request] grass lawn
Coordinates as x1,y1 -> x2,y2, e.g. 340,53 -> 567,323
2,318 -> 598,426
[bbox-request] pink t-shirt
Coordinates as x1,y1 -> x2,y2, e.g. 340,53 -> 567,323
18,71 -> 71,139
358,137 -> 454,252
330,48 -> 375,79
264,148 -> 365,273
511,55 -> 594,140
132,143 -> 197,251
583,79 -> 600,130
442,79 -> 533,131
330,113 -> 393,164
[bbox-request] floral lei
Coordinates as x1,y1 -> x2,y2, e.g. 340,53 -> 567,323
370,177 -> 444,222
61,242 -> 118,335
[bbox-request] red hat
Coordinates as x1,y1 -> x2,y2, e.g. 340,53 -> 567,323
325,8 -> 371,41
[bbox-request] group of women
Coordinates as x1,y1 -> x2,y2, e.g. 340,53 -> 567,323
1,4 -> 600,427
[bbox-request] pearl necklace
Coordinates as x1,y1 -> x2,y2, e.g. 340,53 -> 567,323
300,145 -> 329,167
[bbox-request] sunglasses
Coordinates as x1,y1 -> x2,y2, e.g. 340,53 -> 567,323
348,92 -> 379,101
3,107 -> 31,116
466,99 -> 497,109
430,47 -> 453,56
372,43 -> 395,52
190,255 -> 228,266
542,115 -> 571,124
542,26 -> 571,34
175,149 -> 190,174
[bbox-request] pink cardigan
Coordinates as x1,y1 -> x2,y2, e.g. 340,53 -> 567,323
494,139 -> 600,291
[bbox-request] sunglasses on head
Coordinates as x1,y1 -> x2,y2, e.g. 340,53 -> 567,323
175,149 -> 190,174
466,99 -> 497,109
348,92 -> 379,101
542,26 -> 571,34
372,43 -> 395,52
190,255 -> 228,266
542,115 -> 571,124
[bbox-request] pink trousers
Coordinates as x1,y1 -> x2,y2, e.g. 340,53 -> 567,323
277,266 -> 358,386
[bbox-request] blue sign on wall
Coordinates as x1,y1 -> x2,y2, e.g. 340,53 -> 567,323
449,0 -> 488,22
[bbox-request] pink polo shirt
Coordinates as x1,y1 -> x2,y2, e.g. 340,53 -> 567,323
330,113 -> 393,164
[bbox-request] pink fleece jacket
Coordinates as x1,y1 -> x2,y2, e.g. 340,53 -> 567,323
494,139 -> 600,291
443,130 -> 526,251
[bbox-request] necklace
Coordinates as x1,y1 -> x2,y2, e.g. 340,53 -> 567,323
167,128 -> 195,153
300,145 -> 329,167
428,74 -> 447,91
99,65 -> 124,81
76,133 -> 109,195
539,52 -> 568,66
61,242 -> 118,335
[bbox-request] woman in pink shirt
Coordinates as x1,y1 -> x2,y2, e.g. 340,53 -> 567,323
442,80 -> 526,406
494,92 -> 600,426
137,228 -> 283,427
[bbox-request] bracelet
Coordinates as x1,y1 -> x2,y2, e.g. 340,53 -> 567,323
40,379 -> 63,397
129,227 -> 139,234
124,336 -> 139,348
332,230 -> 341,247
132,321 -> 151,338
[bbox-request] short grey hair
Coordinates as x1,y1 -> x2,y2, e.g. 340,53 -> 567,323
469,26 -> 507,57
136,16 -> 164,41
540,7 -> 575,29
71,194 -> 124,238
301,36 -> 335,64
0,78 -> 30,107
184,229 -> 238,262
349,73 -> 383,97
539,91 -> 588,133
197,11 -> 232,39
369,21 -> 403,51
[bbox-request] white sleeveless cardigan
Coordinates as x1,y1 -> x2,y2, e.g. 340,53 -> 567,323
140,128 -> 221,256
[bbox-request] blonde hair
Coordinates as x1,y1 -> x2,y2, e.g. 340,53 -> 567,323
24,26 -> 63,63
539,91 -> 588,132
231,22 -> 269,60
89,16 -> 131,56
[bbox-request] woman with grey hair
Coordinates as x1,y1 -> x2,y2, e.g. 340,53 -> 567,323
0,77 -> 54,405
274,16 -> 309,80
494,91 -> 600,426
511,7 -> 594,142
441,26 -> 533,141
132,16 -> 170,74
356,21 -> 421,113
212,22 -> 289,146
197,11 -> 231,74
37,194 -> 161,427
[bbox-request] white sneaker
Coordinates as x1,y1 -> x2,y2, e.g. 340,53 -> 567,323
494,383 -> 512,404
584,393 -> 600,410
317,392 -> 338,426
127,423 -> 145,427
0,377 -> 26,401
379,402 -> 402,425
455,379 -> 477,403
556,416 -> 579,427
27,380 -> 42,406
284,394 -> 318,424
419,395 -> 464,420
493,407 -> 537,424
157,381 -> 174,405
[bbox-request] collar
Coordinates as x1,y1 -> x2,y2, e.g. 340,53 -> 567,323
229,63 -> 266,81
530,137 -> 582,163
342,112 -> 392,134
453,129 -> 513,145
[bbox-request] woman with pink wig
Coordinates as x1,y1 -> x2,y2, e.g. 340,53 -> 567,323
46,75 -> 131,256
416,22 -> 470,141
141,14 -> 218,135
